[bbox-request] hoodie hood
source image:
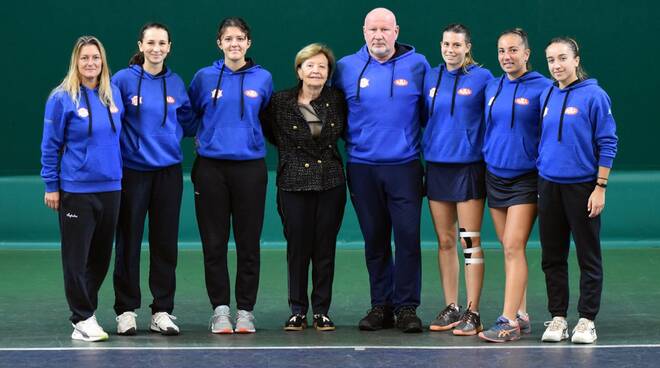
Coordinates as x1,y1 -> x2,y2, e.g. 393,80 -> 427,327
128,64 -> 172,79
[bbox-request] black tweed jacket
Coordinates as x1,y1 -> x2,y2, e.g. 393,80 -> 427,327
261,86 -> 347,191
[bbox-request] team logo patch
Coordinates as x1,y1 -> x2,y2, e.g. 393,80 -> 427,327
77,108 -> 89,117
110,105 -> 119,113
211,89 -> 223,99
429,87 -> 437,97
360,78 -> 370,88
244,89 -> 259,98
131,96 -> 143,106
167,96 -> 176,104
543,107 -> 548,117
564,107 -> 579,115
488,96 -> 495,106
457,88 -> 472,96
515,97 -> 530,105
394,79 -> 408,87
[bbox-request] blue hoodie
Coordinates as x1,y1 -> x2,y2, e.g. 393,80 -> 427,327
188,59 -> 272,160
537,79 -> 618,183
41,85 -> 124,193
333,44 -> 429,164
112,65 -> 194,171
482,71 -> 552,178
422,64 -> 493,164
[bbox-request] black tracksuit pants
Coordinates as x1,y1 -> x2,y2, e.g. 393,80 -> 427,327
192,156 -> 267,311
277,185 -> 346,316
538,178 -> 603,321
59,191 -> 121,323
113,164 -> 182,315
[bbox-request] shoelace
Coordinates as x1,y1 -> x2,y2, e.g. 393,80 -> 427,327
544,318 -> 565,331
210,311 -> 230,327
437,304 -> 458,319
574,320 -> 590,333
315,315 -> 331,323
460,310 -> 478,325
367,306 -> 385,317
398,306 -> 416,318
237,311 -> 254,321
289,314 -> 304,323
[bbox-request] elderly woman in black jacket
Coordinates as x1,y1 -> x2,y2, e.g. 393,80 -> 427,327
261,43 -> 347,332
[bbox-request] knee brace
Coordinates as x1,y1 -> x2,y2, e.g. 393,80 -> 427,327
460,228 -> 483,265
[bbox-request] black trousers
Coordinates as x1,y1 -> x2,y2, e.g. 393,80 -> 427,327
538,178 -> 602,321
277,185 -> 346,315
192,156 -> 267,311
59,191 -> 121,323
113,164 -> 182,315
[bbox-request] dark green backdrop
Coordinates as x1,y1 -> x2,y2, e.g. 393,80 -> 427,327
1,0 -> 658,174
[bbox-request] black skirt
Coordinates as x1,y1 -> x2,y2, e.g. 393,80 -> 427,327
426,162 -> 486,202
486,170 -> 538,208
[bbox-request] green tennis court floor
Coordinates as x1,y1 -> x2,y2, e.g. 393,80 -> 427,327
1,247 -> 659,349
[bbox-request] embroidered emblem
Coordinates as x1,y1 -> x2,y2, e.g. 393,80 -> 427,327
488,96 -> 495,106
429,87 -> 437,98
515,97 -> 530,105
110,105 -> 119,113
244,89 -> 259,98
211,89 -> 223,99
457,88 -> 472,96
77,108 -> 89,117
394,79 -> 408,86
167,96 -> 176,104
359,78 -> 369,88
543,107 -> 548,117
565,107 -> 579,115
131,95 -> 143,106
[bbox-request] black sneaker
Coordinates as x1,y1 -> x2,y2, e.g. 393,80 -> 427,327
313,314 -> 336,331
358,305 -> 395,331
395,306 -> 423,333
452,309 -> 483,336
429,303 -> 463,331
284,314 -> 307,331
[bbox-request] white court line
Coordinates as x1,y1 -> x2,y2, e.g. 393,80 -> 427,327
2,344 -> 660,352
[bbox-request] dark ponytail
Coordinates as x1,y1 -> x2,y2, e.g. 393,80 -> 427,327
128,22 -> 171,66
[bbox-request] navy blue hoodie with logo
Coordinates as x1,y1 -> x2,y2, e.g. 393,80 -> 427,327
333,44 -> 429,164
112,65 -> 194,171
422,64 -> 493,164
482,71 -> 552,178
41,85 -> 124,193
188,59 -> 272,160
537,79 -> 618,183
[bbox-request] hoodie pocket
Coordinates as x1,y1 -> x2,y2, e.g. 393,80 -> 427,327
75,144 -> 122,181
538,143 -> 595,179
483,133 -> 536,169
137,133 -> 181,165
352,127 -> 410,160
201,127 -> 258,157
424,128 -> 474,160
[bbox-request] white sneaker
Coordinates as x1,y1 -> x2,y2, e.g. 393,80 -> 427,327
71,315 -> 109,342
116,311 -> 137,335
150,312 -> 180,335
571,318 -> 597,344
235,310 -> 256,333
210,305 -> 233,334
541,316 -> 569,342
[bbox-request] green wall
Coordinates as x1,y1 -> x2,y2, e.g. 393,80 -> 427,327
1,171 -> 659,248
1,0 -> 659,175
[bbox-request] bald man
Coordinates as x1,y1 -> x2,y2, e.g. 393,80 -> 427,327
333,8 -> 429,333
